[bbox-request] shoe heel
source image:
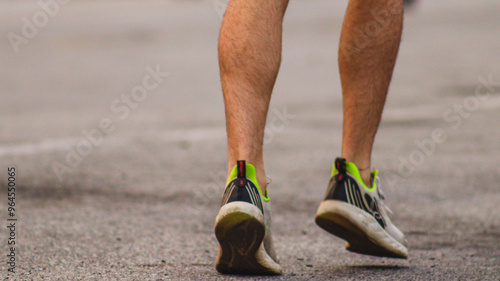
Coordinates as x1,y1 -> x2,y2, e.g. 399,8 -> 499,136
215,202 -> 273,274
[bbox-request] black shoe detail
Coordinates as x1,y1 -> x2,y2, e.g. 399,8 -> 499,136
236,160 -> 246,188
334,158 -> 347,175
324,158 -> 386,229
324,158 -> 348,202
220,160 -> 264,214
364,194 -> 386,228
324,176 -> 347,202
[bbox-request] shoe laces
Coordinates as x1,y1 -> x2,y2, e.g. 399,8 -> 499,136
375,176 -> 393,215
266,176 -> 272,185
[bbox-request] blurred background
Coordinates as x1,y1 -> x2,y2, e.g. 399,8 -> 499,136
1,0 -> 499,280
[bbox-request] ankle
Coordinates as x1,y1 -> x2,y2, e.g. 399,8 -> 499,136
248,164 -> 267,196
256,174 -> 268,196
340,155 -> 372,187
359,169 -> 372,188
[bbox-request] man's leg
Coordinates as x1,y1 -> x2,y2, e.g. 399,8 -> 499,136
339,0 -> 404,186
214,0 -> 288,275
315,0 -> 407,259
219,0 -> 289,193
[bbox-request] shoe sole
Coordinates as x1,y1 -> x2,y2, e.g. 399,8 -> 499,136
214,202 -> 281,275
315,200 -> 408,259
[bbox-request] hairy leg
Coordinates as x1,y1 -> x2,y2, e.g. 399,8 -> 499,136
219,0 -> 289,193
339,0 -> 404,186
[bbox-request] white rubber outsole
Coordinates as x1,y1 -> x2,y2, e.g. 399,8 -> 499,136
315,200 -> 408,259
214,202 -> 281,275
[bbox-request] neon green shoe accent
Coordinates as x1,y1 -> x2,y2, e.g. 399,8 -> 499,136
226,163 -> 270,201
331,160 -> 378,192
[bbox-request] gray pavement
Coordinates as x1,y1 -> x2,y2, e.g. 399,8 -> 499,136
1,0 -> 499,280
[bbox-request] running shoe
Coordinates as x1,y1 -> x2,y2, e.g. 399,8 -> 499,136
315,158 -> 408,258
214,160 -> 281,275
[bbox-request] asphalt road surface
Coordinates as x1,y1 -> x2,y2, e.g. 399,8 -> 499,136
1,0 -> 499,280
